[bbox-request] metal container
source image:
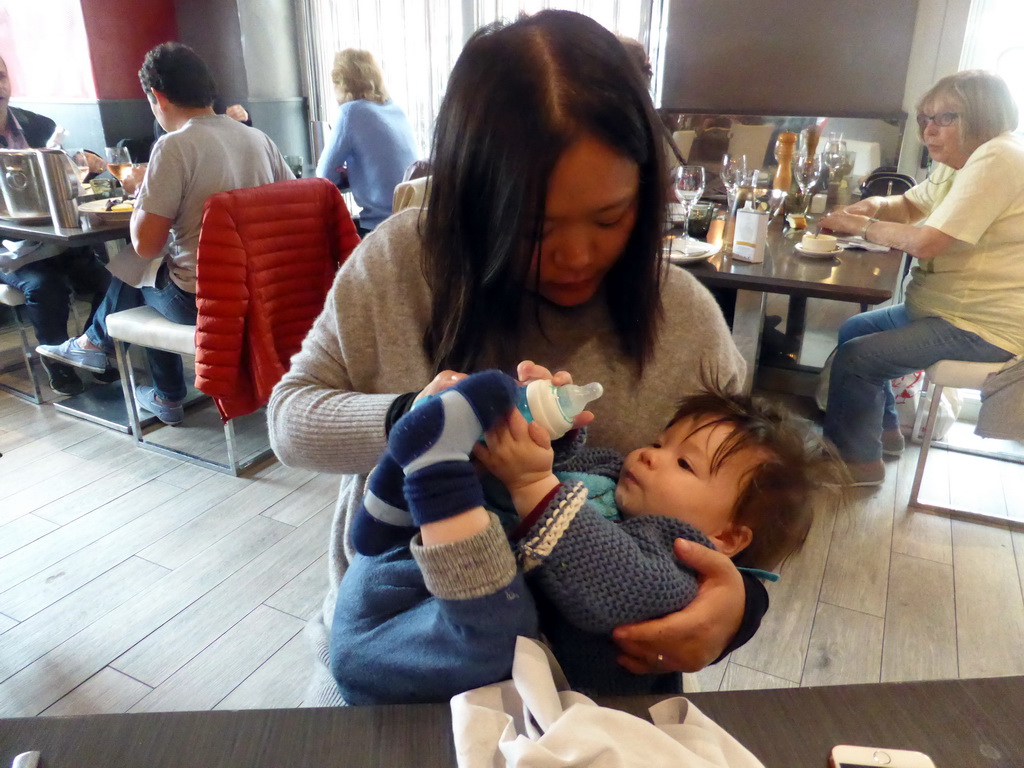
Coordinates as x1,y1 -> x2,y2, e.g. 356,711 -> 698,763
0,149 -> 50,221
0,149 -> 80,231
37,148 -> 80,232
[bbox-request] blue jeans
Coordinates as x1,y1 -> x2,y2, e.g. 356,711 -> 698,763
823,304 -> 1013,463
0,247 -> 110,345
85,267 -> 197,401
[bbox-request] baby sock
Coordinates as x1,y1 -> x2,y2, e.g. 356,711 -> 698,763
390,370 -> 517,526
350,452 -> 416,556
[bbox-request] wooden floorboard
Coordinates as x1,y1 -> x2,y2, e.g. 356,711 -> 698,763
880,553 -> 958,682
2,359 -> 1024,716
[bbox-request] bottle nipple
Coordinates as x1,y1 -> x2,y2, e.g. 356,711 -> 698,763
521,379 -> 604,439
555,382 -> 604,418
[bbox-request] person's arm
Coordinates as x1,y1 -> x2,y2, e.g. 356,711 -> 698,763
821,193 -> 957,260
315,105 -> 352,186
267,286 -> 410,474
268,222 -> 438,476
836,194 -> 923,223
130,208 -> 173,259
82,150 -> 106,182
821,143 -> 1017,262
612,539 -> 752,673
224,104 -> 251,125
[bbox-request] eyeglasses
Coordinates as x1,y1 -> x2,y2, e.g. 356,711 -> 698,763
916,112 -> 960,129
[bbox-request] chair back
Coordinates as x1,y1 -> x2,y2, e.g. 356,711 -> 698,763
393,175 -> 430,214
402,159 -> 431,182
194,177 -> 360,420
726,123 -> 775,168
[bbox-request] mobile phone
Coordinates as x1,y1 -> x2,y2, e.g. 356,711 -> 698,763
830,745 -> 937,768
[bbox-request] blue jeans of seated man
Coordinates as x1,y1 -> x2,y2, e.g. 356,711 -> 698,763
823,303 -> 1013,463
84,267 -> 197,402
0,248 -> 110,344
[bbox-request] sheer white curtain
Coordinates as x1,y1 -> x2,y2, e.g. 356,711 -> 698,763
302,0 -> 653,158
959,0 -> 1024,130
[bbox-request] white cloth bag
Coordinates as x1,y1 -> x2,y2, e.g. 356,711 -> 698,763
450,637 -> 766,768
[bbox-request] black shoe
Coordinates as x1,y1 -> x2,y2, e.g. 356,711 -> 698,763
41,359 -> 85,397
92,366 -> 121,384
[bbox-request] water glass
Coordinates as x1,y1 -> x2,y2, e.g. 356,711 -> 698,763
671,165 -> 706,255
793,153 -> 824,214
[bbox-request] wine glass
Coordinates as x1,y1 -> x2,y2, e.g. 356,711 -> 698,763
104,146 -> 133,189
720,153 -> 747,215
671,165 -> 706,255
821,133 -> 848,179
792,153 -> 824,215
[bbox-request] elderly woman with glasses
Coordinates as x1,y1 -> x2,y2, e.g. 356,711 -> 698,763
819,70 -> 1022,486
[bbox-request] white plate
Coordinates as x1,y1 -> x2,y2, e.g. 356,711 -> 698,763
79,198 -> 135,222
663,237 -> 721,263
795,242 -> 843,258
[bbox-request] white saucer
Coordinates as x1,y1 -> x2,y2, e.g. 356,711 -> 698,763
663,237 -> 721,264
795,242 -> 843,258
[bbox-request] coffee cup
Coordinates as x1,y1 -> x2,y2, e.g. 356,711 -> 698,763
801,233 -> 837,252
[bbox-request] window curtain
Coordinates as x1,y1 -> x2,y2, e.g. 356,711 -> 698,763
300,0 -> 653,161
959,0 -> 1024,130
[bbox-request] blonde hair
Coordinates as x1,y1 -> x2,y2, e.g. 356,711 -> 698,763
331,49 -> 389,105
916,70 -> 1019,150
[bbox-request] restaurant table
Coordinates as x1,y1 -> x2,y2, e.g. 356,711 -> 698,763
0,213 -> 161,432
0,217 -> 130,248
675,222 -> 904,393
1,675 -> 1020,767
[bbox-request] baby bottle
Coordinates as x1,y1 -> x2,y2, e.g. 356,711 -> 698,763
516,379 -> 604,439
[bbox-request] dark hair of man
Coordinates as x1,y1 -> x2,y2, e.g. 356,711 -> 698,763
667,380 -> 846,570
138,42 -> 216,109
421,10 -> 666,375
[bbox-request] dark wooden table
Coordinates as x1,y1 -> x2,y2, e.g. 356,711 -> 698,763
0,217 -> 130,247
1,209 -> 136,430
676,222 -> 904,392
2,676 -> 1020,767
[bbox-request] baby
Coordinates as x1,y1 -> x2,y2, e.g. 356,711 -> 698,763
330,370 -> 842,704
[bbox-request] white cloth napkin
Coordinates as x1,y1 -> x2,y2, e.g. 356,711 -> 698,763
105,241 -> 164,288
0,240 -> 62,273
835,235 -> 891,252
450,636 -> 766,768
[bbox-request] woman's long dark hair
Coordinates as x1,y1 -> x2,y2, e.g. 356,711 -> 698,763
421,10 -> 666,374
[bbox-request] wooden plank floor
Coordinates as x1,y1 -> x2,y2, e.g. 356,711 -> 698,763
2,363 -> 1023,715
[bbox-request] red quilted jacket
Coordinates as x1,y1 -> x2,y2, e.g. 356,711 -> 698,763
194,177 -> 360,420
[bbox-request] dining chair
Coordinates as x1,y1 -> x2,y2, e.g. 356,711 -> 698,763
0,284 -> 44,403
107,177 -> 360,474
908,358 -> 1024,529
671,130 -> 696,162
726,124 -> 775,169
393,175 -> 430,214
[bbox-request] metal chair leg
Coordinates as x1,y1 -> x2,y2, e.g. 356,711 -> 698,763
114,340 -> 144,439
0,305 -> 43,404
909,382 -> 944,507
224,417 -> 240,475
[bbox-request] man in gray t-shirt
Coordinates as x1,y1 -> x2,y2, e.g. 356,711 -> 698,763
37,42 -> 292,425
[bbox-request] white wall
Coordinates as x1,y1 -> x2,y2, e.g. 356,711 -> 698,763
899,0 -> 973,178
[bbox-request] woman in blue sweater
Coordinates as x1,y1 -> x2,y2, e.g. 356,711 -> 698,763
315,49 -> 418,235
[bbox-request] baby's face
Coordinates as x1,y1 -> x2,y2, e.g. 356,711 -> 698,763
615,415 -> 764,554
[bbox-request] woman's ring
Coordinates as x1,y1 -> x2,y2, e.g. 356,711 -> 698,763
656,654 -> 665,666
